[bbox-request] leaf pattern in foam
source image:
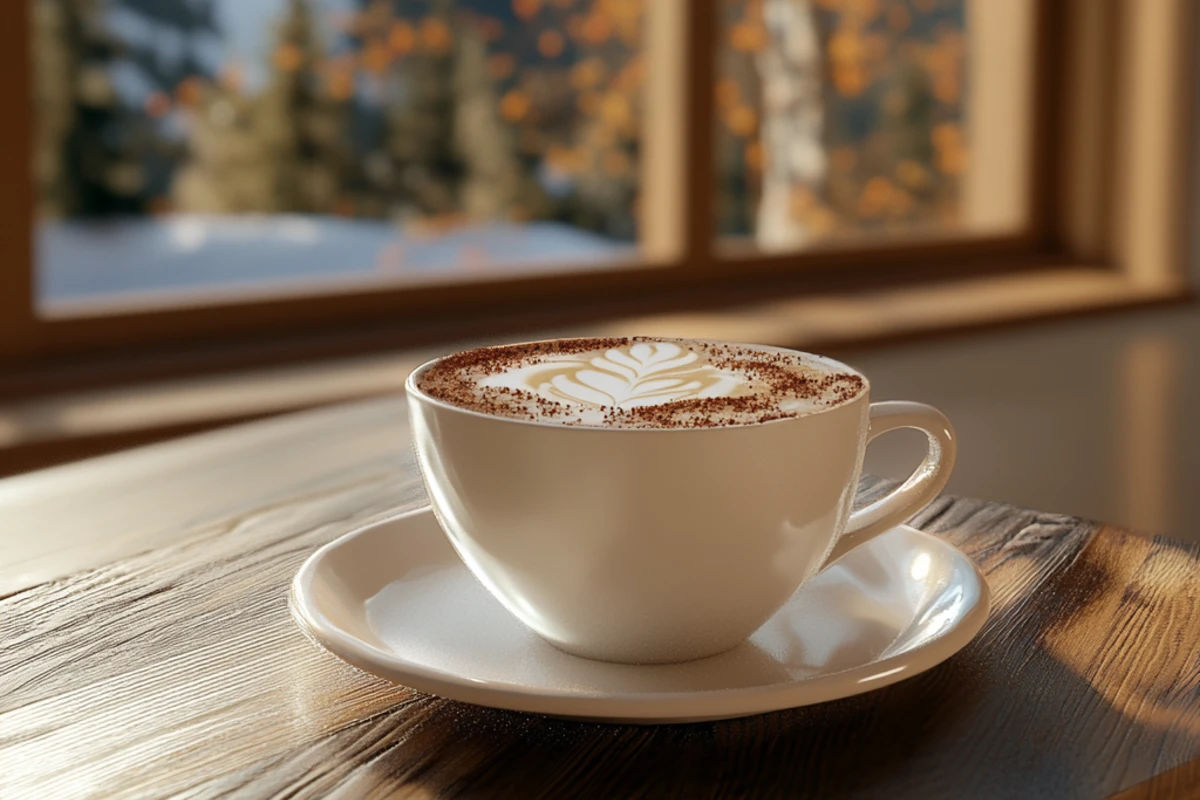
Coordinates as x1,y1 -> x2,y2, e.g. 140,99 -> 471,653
517,341 -> 747,408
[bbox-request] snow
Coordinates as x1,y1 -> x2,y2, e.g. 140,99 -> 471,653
36,214 -> 636,313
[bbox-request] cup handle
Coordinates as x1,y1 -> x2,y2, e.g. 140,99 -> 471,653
821,401 -> 957,569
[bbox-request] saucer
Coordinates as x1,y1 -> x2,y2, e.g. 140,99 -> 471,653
291,508 -> 989,724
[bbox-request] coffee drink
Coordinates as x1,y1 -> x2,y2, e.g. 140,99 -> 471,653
415,337 -> 865,429
406,337 -> 955,663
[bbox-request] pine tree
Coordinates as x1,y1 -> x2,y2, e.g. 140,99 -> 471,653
32,0 -> 145,217
171,81 -> 277,213
33,0 -> 221,218
31,0 -> 75,218
386,0 -> 459,218
257,0 -> 350,213
453,24 -> 523,221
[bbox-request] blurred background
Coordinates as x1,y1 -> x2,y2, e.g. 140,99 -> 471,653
7,0 -> 1199,539
33,0 -> 974,309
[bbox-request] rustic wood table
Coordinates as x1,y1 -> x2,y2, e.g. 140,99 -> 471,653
2,396 -> 1199,799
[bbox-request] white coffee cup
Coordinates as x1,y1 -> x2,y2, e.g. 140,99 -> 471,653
406,340 -> 955,664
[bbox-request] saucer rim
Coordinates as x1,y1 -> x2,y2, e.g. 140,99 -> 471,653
290,507 -> 991,723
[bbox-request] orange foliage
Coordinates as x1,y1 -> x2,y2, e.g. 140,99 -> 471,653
327,67 -> 355,101
546,144 -> 586,173
388,21 -> 416,55
789,186 -> 837,235
605,0 -> 643,46
576,91 -> 600,114
513,0 -> 541,21
730,22 -> 768,53
602,150 -> 631,176
828,26 -> 873,97
500,90 -> 532,121
175,77 -> 203,108
932,123 -> 967,174
586,122 -> 617,150
609,56 -> 644,92
144,91 -> 170,118
926,30 -> 966,104
831,146 -> 857,173
148,196 -> 173,215
477,16 -> 504,42
863,33 -> 887,61
359,0 -> 392,33
580,12 -> 613,45
599,91 -> 633,132
538,30 -> 565,58
570,58 -> 606,90
833,65 -> 867,97
888,186 -> 914,216
274,43 -> 303,72
828,29 -> 865,64
725,106 -> 758,138
743,140 -> 764,173
887,3 -> 911,32
715,78 -> 741,110
844,0 -> 880,23
895,159 -> 931,189
362,39 -> 391,74
551,0 -> 575,7
488,53 -> 516,79
219,64 -> 244,93
420,18 -> 452,53
857,176 -> 897,218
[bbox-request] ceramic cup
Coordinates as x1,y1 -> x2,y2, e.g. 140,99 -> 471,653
406,340 -> 956,664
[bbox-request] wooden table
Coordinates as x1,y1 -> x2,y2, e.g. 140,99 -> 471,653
2,396 -> 1199,799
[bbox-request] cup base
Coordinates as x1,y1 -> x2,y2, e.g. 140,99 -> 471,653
290,508 -> 991,723
539,634 -> 747,666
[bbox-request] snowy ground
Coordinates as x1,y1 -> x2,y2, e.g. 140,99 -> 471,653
37,215 -> 636,314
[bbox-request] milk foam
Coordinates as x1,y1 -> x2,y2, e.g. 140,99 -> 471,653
480,341 -> 749,409
417,338 -> 866,428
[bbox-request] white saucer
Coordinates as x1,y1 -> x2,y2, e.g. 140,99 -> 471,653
291,508 -> 989,724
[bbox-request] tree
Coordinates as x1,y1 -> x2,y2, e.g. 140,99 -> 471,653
32,0 -> 221,218
170,80 -> 277,213
386,0 -> 460,218
31,0 -> 76,218
173,0 -> 351,215
257,0 -> 350,213
453,24 -> 523,221
755,0 -> 827,249
32,0 -> 146,217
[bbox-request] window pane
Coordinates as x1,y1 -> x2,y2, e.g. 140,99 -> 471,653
31,0 -> 657,316
715,0 -> 1033,253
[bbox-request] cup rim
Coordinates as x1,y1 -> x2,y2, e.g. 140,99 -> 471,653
404,336 -> 870,432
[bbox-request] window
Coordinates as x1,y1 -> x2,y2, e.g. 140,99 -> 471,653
33,0 -> 656,316
1,0 -> 1191,369
715,0 -> 1031,251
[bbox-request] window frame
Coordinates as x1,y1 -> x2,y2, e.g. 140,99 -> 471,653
0,0 -> 1190,378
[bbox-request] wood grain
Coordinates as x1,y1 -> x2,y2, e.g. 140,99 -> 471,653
1114,758 -> 1200,799
2,401 -> 1200,798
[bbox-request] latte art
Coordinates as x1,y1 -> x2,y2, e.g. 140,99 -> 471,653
481,341 -> 749,408
416,337 -> 866,429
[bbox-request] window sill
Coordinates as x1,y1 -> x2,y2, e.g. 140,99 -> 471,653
0,267 -> 1190,476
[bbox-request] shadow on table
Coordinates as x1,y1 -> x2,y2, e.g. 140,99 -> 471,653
316,520 -> 1200,799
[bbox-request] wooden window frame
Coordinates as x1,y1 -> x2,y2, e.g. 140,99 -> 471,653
0,0 -> 1192,386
